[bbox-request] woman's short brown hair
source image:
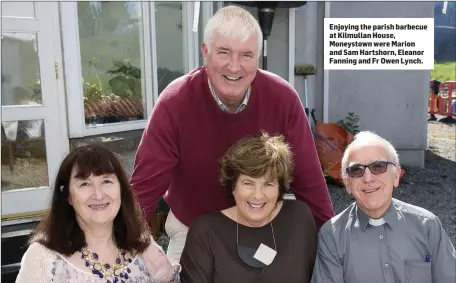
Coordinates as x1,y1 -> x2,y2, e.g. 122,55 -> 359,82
29,144 -> 151,256
219,132 -> 294,201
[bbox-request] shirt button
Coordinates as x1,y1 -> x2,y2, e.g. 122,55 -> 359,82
384,263 -> 390,268
380,235 -> 384,240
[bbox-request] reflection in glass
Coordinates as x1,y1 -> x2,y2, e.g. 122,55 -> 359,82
77,2 -> 145,126
1,33 -> 42,106
198,9 -> 205,66
1,119 -> 48,191
434,1 -> 456,62
155,2 -> 185,94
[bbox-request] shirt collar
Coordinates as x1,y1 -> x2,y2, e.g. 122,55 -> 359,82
207,79 -> 251,114
356,200 -> 398,231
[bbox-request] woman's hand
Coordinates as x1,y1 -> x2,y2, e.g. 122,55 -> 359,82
142,237 -> 180,282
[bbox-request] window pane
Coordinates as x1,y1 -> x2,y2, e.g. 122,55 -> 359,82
1,33 -> 42,106
198,9 -> 204,66
78,2 -> 145,126
155,2 -> 185,94
1,119 -> 48,191
1,2 -> 36,18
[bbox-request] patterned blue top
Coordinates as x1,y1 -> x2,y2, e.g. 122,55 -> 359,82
15,242 -> 181,283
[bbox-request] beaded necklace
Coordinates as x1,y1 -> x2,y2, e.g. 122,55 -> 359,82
80,245 -> 132,283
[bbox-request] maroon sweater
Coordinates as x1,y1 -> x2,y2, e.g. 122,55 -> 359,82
131,67 -> 334,229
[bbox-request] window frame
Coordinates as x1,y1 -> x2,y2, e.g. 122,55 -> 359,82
1,2 -> 70,223
61,2 -> 200,138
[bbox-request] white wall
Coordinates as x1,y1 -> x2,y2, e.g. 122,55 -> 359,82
327,1 -> 434,167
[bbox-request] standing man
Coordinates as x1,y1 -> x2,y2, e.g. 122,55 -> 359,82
131,5 -> 334,265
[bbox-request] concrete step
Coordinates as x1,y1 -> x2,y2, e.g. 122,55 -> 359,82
2,229 -> 31,265
1,226 -> 34,283
2,263 -> 20,283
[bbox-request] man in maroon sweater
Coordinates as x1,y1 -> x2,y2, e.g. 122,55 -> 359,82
131,5 -> 334,264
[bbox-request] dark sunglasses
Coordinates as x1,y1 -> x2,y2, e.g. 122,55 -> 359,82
237,243 -> 266,268
346,160 -> 396,178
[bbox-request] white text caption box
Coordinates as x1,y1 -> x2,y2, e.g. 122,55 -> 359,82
324,18 -> 434,70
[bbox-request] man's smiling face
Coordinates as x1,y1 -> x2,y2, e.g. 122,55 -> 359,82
202,32 -> 260,107
344,144 -> 401,219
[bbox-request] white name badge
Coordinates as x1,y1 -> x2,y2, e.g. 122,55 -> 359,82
253,243 -> 277,266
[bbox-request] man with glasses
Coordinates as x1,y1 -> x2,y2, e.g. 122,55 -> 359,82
311,131 -> 456,283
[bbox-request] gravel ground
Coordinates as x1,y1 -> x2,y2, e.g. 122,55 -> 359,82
330,119 -> 456,244
1,157 -> 48,191
155,119 -> 456,249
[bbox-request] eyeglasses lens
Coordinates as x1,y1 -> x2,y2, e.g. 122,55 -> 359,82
369,162 -> 388,174
347,161 -> 389,178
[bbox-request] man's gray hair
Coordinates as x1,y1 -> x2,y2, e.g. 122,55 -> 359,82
341,131 -> 400,178
203,5 -> 263,57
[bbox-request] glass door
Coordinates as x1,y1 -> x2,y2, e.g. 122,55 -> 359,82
1,2 -> 69,223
